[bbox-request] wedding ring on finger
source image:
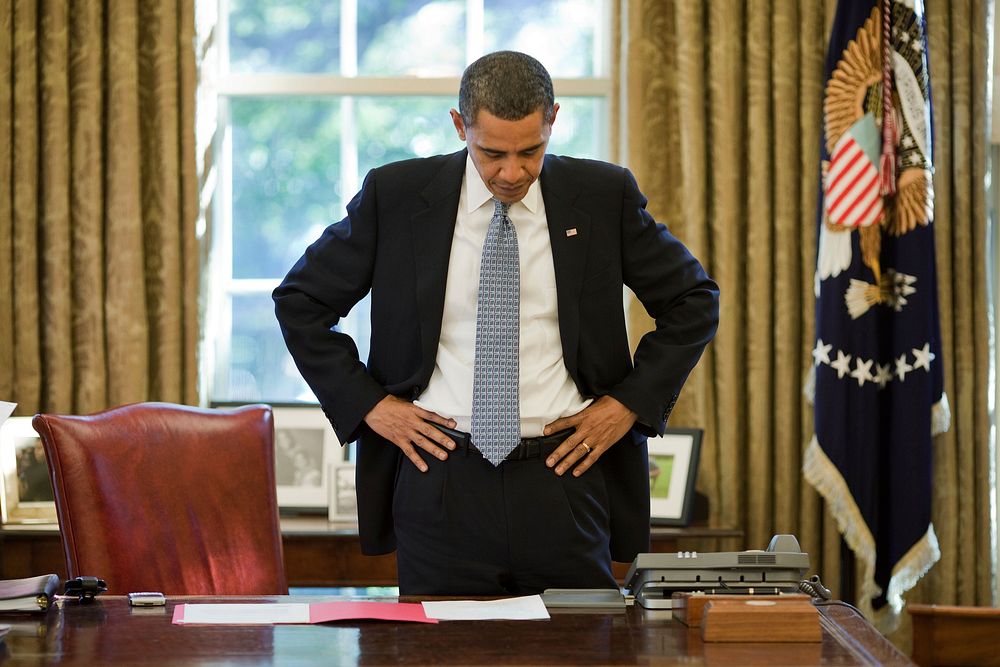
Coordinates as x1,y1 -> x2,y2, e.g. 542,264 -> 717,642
579,441 -> 591,454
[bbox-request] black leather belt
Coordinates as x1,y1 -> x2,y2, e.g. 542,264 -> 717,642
431,425 -> 574,461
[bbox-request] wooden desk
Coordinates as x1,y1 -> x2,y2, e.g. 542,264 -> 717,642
909,603 -> 1000,666
0,520 -> 743,587
0,595 -> 909,665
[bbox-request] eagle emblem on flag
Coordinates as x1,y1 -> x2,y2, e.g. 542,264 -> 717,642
818,5 -> 934,319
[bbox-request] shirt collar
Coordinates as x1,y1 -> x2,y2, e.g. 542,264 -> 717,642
464,153 -> 541,215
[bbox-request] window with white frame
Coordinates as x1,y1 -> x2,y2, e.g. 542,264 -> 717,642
206,0 -> 612,404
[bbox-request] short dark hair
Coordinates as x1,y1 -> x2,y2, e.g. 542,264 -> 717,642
458,51 -> 555,127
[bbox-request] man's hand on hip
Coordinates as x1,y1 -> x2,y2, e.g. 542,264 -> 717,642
363,396 -> 457,472
542,396 -> 637,477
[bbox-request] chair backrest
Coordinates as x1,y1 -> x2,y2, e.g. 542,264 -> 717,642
33,402 -> 287,595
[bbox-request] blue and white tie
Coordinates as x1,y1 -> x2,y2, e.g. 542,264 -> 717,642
471,198 -> 521,465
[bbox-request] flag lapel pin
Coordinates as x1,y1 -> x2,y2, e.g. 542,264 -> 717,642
565,228 -> 578,237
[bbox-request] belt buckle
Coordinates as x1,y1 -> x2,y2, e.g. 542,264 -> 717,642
505,438 -> 541,461
524,439 -> 541,460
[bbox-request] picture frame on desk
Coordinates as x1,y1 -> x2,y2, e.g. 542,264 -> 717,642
328,461 -> 358,522
0,417 -> 58,525
647,428 -> 702,526
270,406 -> 339,513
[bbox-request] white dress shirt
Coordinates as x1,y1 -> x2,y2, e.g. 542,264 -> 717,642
415,155 -> 591,437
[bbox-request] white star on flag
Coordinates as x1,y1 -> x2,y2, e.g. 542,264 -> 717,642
831,350 -> 853,379
813,339 -> 833,366
851,358 -> 875,387
895,354 -> 914,382
875,363 -> 892,388
912,343 -> 936,372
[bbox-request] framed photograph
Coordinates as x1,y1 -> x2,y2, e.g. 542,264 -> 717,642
647,428 -> 703,526
0,417 -> 58,525
271,406 -> 340,512
328,461 -> 358,522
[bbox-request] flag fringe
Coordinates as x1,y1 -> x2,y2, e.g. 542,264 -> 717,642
869,394 -> 949,631
931,393 -> 951,436
803,436 -> 881,619
805,436 -> 941,626
873,525 -> 941,633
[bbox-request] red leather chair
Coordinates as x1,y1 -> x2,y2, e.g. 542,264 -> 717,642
32,402 -> 288,595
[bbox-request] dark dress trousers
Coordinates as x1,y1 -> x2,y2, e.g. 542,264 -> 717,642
273,149 -> 720,581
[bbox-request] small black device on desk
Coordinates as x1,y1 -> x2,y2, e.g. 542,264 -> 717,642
63,576 -> 107,603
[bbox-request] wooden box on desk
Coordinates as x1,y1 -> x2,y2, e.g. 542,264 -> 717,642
672,592 -> 812,628
672,593 -> 820,643
701,598 -> 820,643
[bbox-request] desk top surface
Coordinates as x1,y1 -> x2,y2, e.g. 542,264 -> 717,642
0,595 -> 910,666
0,518 -> 746,539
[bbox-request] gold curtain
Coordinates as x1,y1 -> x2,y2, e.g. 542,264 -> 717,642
911,0 -> 993,612
0,0 -> 199,416
622,0 -> 992,622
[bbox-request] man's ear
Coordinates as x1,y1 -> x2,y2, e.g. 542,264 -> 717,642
549,102 -> 560,127
449,108 -> 467,141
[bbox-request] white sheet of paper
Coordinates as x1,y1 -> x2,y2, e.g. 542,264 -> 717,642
422,595 -> 550,621
0,402 -> 15,428
178,603 -> 311,625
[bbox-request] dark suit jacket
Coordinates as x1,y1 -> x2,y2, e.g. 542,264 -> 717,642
274,149 -> 719,561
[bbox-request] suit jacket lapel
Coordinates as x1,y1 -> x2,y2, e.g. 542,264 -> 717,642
410,150 -> 466,383
540,156 -> 591,385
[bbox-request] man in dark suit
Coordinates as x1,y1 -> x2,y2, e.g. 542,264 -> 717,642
274,51 -> 719,595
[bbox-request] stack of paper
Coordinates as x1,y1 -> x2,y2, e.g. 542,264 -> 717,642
173,596 -> 552,625
422,595 -> 550,620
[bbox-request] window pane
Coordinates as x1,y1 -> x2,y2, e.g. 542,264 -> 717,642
484,0 -> 602,77
231,98 -> 341,280
356,97 -> 460,175
228,0 -> 340,73
547,97 -> 606,160
219,293 -> 315,402
358,1 -> 465,76
216,291 -> 372,403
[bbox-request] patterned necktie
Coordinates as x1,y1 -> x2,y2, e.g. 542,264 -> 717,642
471,198 -> 521,465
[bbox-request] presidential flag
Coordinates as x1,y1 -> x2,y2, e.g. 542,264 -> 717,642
805,0 -> 948,625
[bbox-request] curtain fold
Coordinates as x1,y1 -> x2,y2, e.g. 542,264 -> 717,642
69,0 -> 106,413
0,6 -> 11,403
10,0 -> 42,412
916,0 -> 993,613
623,0 -> 991,626
1,0 -> 198,416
